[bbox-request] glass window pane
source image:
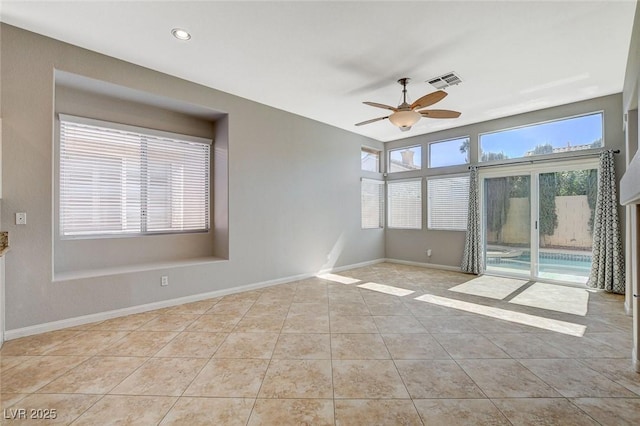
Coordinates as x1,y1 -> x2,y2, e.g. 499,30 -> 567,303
480,113 -> 603,162
537,169 -> 597,284
484,175 -> 531,277
388,146 -> 422,173
361,148 -> 380,172
429,137 -> 470,168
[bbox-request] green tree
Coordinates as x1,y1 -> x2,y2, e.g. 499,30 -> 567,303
531,143 -> 554,155
485,177 -> 510,243
528,144 -> 559,244
484,152 -> 510,244
539,173 -> 558,245
586,169 -> 597,233
459,139 -> 470,162
481,151 -> 508,162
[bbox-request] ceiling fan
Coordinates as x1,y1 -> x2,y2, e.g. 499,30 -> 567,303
355,77 -> 461,132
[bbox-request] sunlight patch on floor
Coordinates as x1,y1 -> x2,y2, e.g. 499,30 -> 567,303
316,273 -> 360,285
448,275 -> 528,300
509,282 -> 589,316
414,294 -> 586,337
357,282 -> 415,297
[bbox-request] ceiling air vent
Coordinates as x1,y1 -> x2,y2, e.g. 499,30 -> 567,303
427,72 -> 462,90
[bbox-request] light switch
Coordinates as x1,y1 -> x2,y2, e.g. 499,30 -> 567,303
16,212 -> 27,225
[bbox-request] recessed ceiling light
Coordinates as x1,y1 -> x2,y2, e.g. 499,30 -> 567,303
171,28 -> 191,41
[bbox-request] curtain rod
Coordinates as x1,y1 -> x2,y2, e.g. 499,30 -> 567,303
468,149 -> 620,170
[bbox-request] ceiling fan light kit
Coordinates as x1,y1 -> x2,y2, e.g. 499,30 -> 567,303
356,77 -> 461,132
388,110 -> 421,129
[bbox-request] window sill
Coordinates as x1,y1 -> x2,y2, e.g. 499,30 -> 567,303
53,256 -> 226,282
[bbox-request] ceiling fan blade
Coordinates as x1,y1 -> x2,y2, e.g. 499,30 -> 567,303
355,116 -> 389,126
419,109 -> 461,119
363,101 -> 398,112
411,90 -> 447,110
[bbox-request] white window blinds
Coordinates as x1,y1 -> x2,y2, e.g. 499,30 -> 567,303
387,179 -> 422,229
59,115 -> 210,237
361,178 -> 384,229
427,175 -> 470,230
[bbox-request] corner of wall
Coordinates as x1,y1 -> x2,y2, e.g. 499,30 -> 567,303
213,115 -> 229,260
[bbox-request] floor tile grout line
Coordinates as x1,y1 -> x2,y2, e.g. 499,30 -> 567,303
66,393 -> 109,425
323,282 -> 338,425
63,297 -> 220,423
450,356 -> 493,401
157,292 -> 259,425
563,396 -> 607,425
243,283 -> 296,424
484,397 -> 516,426
3,264 -> 637,424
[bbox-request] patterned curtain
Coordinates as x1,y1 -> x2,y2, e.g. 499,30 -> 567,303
588,150 -> 625,294
461,167 -> 484,274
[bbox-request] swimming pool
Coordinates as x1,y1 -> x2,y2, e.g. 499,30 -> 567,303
486,250 -> 591,283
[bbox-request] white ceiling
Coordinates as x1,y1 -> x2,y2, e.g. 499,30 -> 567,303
1,1 -> 636,142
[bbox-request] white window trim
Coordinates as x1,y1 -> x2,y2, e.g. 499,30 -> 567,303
478,111 -> 604,164
427,136 -> 471,169
361,146 -> 382,173
387,144 -> 423,174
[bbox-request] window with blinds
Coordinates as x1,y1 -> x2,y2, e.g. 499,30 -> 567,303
387,179 -> 422,229
361,178 -> 384,229
59,115 -> 211,237
427,175 -> 470,230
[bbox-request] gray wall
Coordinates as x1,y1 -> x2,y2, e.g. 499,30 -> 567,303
0,24 -> 384,330
385,94 -> 626,267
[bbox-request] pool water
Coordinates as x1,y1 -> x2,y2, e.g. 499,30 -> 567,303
487,251 -> 591,283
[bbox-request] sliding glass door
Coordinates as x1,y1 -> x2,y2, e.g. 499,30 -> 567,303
482,162 -> 597,284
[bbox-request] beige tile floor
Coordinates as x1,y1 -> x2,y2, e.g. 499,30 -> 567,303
1,262 -> 639,425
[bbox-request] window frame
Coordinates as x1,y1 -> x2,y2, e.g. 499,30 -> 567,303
387,144 -> 423,174
386,178 -> 423,230
478,111 -> 604,164
426,173 -> 470,232
428,136 -> 471,169
361,146 -> 381,172
361,178 -> 385,229
58,114 -> 212,239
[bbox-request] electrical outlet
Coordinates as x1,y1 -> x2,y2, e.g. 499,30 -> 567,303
427,249 -> 432,257
16,212 -> 27,225
161,276 -> 169,287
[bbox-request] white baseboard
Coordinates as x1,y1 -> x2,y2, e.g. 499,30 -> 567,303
317,258 -> 386,275
4,258 -> 386,341
384,258 -> 462,272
